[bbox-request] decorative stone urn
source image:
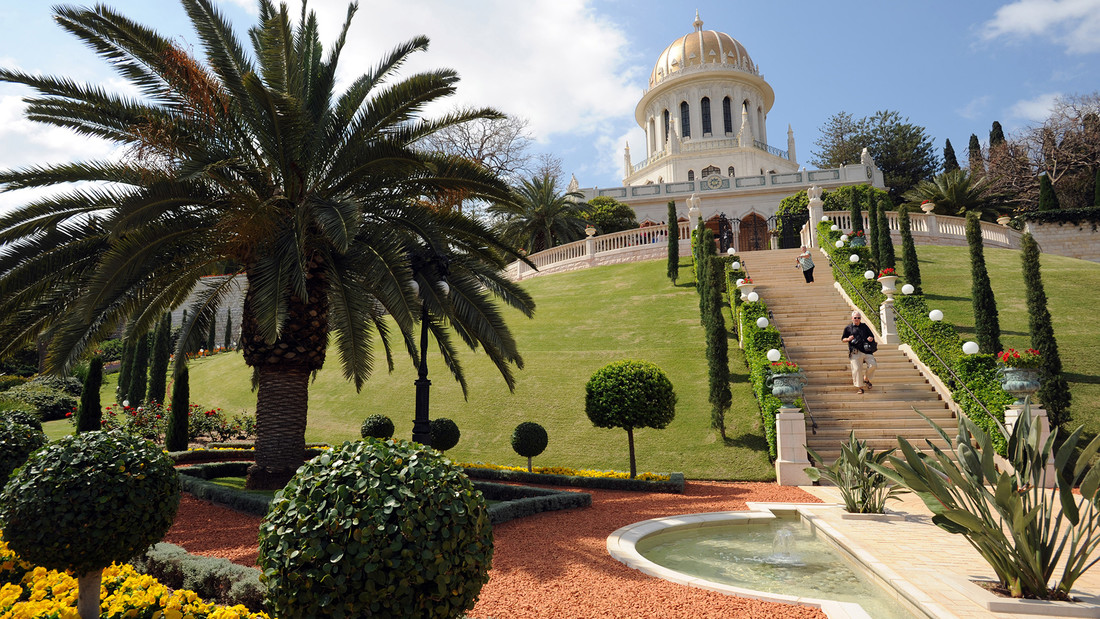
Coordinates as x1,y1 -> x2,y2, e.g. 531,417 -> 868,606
737,283 -> 756,300
849,235 -> 867,248
877,275 -> 898,295
765,372 -> 807,406
997,215 -> 1012,226
997,367 -> 1041,406
921,201 -> 935,214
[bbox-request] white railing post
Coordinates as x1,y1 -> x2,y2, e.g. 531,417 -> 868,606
775,406 -> 811,485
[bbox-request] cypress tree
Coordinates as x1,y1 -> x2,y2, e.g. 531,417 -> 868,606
1020,233 -> 1071,427
866,187 -> 881,267
698,227 -> 715,326
667,200 -> 679,283
968,134 -> 985,178
966,212 -> 1002,354
224,310 -> 234,349
1038,173 -> 1060,211
206,312 -> 217,352
76,355 -> 103,433
165,364 -> 190,452
944,139 -> 960,172
848,187 -> 864,234
116,337 -> 133,405
990,121 -> 1005,148
128,332 -> 150,405
877,199 -> 896,270
898,205 -> 922,294
147,314 -> 172,405
705,254 -> 730,439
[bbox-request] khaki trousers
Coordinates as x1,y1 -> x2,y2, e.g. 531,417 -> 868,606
849,351 -> 878,387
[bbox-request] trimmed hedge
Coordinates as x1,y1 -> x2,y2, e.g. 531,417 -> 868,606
0,376 -> 29,393
2,385 -> 77,421
737,300 -> 790,460
1020,206 -> 1100,228
462,466 -> 685,493
169,446 -> 327,465
130,543 -> 265,613
476,481 -> 591,525
177,464 -> 273,517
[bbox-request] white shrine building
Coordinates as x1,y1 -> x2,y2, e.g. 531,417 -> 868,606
574,12 -> 885,250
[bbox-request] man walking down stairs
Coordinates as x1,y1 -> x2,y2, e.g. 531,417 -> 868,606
737,248 -> 955,464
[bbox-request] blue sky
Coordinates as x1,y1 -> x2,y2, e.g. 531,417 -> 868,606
1,0 -> 1098,209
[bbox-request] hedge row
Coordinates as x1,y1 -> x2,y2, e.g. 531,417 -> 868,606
476,481 -> 592,524
817,221 -> 1012,449
736,298 -> 791,461
177,464 -> 272,517
461,466 -> 686,493
169,446 -> 327,465
1020,206 -> 1100,228
130,543 -> 265,613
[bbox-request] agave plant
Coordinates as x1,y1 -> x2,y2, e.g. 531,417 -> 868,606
870,403 -> 1100,599
805,431 -> 907,514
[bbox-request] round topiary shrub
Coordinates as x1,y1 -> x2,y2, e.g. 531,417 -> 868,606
585,360 -> 676,478
0,430 -> 179,619
511,421 -> 548,472
1,407 -> 43,433
0,417 -> 46,485
258,439 -> 493,619
360,413 -> 395,439
429,417 -> 460,452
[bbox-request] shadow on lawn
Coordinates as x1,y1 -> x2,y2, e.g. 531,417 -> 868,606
723,431 -> 768,451
1065,372 -> 1100,385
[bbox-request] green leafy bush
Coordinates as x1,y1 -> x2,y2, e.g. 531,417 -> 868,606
805,431 -> 906,513
3,384 -> 77,421
27,375 -> 84,396
0,407 -> 42,433
510,421 -> 548,472
359,413 -> 395,439
258,439 -> 493,619
952,355 -> 1012,454
91,337 -> 126,363
0,376 -> 29,392
0,430 -> 180,617
585,360 -> 676,478
430,417 -> 460,451
132,543 -> 266,613
872,405 -> 1100,599
0,417 -> 47,485
737,300 -> 789,460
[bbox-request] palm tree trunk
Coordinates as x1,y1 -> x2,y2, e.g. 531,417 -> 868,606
247,364 -> 310,489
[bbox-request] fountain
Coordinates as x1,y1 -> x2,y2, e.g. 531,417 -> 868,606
608,508 -> 927,619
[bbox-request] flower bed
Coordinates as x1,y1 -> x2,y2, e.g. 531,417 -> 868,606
0,535 -> 268,618
459,462 -> 685,493
169,445 -> 329,464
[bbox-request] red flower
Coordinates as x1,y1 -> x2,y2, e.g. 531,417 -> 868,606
65,412 -> 72,418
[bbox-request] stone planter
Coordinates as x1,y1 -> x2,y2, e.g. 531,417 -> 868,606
997,215 -> 1012,226
997,367 -> 1041,406
737,283 -> 756,300
849,236 -> 867,247
766,371 -> 807,406
877,275 -> 898,294
921,202 -> 935,214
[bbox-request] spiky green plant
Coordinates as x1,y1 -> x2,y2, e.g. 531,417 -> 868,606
488,173 -> 590,253
805,431 -> 906,514
870,404 -> 1100,599
0,1 -> 532,489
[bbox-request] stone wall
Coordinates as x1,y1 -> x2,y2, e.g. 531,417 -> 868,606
1024,220 -> 1100,263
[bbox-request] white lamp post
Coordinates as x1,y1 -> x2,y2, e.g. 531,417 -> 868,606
726,248 -> 736,256
731,261 -> 740,270
834,240 -> 843,248
756,317 -> 769,329
766,348 -> 782,362
849,254 -> 859,263
962,341 -> 980,355
864,270 -> 875,279
747,291 -> 759,303
902,284 -> 915,295
929,309 -> 943,322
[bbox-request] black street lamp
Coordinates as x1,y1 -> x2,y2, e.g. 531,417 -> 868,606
408,249 -> 450,446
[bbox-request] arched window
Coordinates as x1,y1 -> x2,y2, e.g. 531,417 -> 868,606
702,165 -> 720,178
701,97 -> 712,135
663,109 -> 670,141
687,170 -> 695,181
680,101 -> 691,139
722,97 -> 733,134
728,166 -> 735,177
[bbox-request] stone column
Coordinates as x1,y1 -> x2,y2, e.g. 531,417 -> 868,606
1004,405 -> 1057,488
878,277 -> 898,345
775,406 -> 811,485
585,234 -> 596,266
807,185 -> 824,248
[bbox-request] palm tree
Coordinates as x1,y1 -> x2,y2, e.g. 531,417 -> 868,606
489,173 -> 591,253
0,1 -> 533,489
902,169 -> 1008,220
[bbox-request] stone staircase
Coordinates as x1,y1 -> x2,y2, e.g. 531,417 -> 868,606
738,248 -> 955,464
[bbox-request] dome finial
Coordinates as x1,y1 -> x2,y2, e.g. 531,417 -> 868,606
693,9 -> 703,31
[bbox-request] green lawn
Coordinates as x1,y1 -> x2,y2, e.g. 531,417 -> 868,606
118,259 -> 774,481
902,246 -> 1100,439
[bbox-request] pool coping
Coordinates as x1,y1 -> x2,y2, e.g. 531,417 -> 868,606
606,502 -> 931,619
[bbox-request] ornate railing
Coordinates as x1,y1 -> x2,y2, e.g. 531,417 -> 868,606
507,223 -> 692,280
753,140 -> 789,160
818,211 -> 1022,249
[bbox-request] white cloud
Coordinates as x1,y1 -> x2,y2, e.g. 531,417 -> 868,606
981,0 -> 1100,54
956,95 -> 991,120
1007,91 -> 1062,122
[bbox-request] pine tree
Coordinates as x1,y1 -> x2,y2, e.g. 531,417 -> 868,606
849,187 -> 864,233
76,356 -> 103,433
128,332 -> 150,405
116,337 -> 133,405
1038,173 -> 1060,211
966,212 -> 1002,354
147,314 -> 172,405
990,121 -> 1006,148
867,186 -> 881,267
667,200 -> 679,283
898,205 -> 922,293
165,364 -> 190,452
705,254 -> 730,439
944,139 -> 960,172
206,312 -> 217,352
224,310 -> 234,349
968,134 -> 985,178
877,199 -> 896,270
1020,233 -> 1071,427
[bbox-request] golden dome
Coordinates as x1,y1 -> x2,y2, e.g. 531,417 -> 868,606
649,12 -> 757,88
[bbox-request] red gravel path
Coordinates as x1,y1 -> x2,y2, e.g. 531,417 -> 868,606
166,481 -> 826,618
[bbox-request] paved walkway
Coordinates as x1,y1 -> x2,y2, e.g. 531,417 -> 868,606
798,485 -> 1100,618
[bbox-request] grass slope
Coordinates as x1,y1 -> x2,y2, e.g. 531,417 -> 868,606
902,246 -> 1099,439
152,260 -> 774,480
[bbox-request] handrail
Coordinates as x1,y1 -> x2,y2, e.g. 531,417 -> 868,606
768,307 -> 818,435
825,252 -> 999,423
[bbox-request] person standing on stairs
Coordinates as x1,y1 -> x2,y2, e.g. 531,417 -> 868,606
841,310 -> 877,394
796,246 -> 815,283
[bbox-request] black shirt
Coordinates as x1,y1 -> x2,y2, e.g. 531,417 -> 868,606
841,323 -> 874,354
